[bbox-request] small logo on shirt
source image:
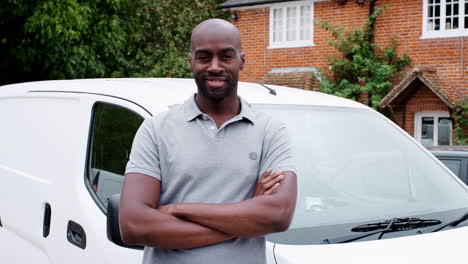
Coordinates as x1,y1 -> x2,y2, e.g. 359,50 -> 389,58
249,152 -> 258,160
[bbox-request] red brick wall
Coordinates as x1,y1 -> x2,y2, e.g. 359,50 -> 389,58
262,72 -> 320,90
232,0 -> 468,96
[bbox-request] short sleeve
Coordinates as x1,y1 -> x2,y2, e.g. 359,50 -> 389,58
259,120 -> 297,177
125,119 -> 161,180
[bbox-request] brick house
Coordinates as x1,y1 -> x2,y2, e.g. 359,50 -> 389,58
219,0 -> 467,147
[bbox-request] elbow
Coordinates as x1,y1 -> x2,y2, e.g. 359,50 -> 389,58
119,209 -> 148,246
119,217 -> 139,245
119,210 -> 167,248
271,203 -> 294,233
271,215 -> 292,233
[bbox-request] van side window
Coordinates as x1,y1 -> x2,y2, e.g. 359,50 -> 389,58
87,103 -> 144,210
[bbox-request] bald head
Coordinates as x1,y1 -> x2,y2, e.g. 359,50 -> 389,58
187,19 -> 245,103
190,19 -> 242,52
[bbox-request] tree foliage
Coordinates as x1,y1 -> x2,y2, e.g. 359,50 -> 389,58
116,0 -> 228,78
318,5 -> 411,110
0,0 -> 228,85
452,99 -> 468,145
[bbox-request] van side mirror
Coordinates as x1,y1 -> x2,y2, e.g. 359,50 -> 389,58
106,194 -> 144,250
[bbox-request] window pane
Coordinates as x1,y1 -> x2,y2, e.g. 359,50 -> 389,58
273,9 -> 283,42
428,0 -> 441,32
438,118 -> 451,146
465,16 -> 468,28
454,3 -> 459,15
439,159 -> 461,177
300,6 -> 311,40
446,17 -> 452,29
447,4 -> 452,16
428,19 -> 435,31
287,7 -> 297,41
87,103 -> 144,208
421,117 -> 434,146
454,17 -> 459,28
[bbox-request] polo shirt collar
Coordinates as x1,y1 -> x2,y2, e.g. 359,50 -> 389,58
238,97 -> 255,124
184,94 -> 255,124
184,94 -> 204,122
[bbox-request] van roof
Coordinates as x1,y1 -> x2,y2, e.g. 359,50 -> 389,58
0,78 -> 367,112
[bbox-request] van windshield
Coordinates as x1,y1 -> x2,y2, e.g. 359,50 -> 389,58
256,105 -> 468,244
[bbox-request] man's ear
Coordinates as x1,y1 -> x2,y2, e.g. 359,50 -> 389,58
187,52 -> 193,69
240,52 -> 246,70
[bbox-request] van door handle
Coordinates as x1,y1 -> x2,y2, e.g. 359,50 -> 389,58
43,203 -> 51,238
67,220 -> 87,249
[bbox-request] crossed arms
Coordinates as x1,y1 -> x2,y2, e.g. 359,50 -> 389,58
119,169 -> 297,249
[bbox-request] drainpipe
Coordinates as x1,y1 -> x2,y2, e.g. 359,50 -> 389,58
461,37 -> 465,79
368,0 -> 378,54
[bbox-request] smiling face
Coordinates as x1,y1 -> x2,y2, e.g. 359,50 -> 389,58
189,19 -> 245,102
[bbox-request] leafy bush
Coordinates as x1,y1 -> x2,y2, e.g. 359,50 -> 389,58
453,99 -> 468,145
0,0 -> 228,85
318,5 -> 411,110
115,0 -> 229,78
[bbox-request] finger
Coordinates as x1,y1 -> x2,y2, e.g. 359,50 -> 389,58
254,181 -> 263,196
261,170 -> 282,184
254,170 -> 271,196
258,168 -> 273,183
263,173 -> 284,189
265,183 -> 281,195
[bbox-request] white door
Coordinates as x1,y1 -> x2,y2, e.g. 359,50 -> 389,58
17,93 -> 150,264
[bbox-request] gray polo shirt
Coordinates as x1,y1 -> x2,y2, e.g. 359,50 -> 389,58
125,95 -> 296,264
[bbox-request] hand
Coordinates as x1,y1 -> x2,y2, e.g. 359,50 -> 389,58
253,168 -> 284,197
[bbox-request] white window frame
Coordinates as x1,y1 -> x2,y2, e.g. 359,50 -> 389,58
268,0 -> 315,49
414,111 -> 452,146
422,0 -> 468,39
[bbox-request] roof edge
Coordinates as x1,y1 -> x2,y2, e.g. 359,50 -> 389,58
379,72 -> 419,108
219,0 -> 290,9
417,74 -> 456,108
379,68 -> 461,109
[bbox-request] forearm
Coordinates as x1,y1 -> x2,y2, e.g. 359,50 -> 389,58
169,172 -> 297,238
120,205 -> 235,249
170,195 -> 293,238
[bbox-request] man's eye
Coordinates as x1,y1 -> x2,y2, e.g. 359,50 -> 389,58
197,56 -> 210,61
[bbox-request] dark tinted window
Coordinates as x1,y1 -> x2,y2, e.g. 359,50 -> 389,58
439,159 -> 461,177
87,103 -> 144,210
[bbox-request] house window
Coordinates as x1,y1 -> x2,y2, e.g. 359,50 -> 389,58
423,0 -> 468,38
415,111 -> 452,146
269,1 -> 314,48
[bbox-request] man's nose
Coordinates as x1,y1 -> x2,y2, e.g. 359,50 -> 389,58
208,57 -> 223,73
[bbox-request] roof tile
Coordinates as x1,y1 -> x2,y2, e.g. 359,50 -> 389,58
379,67 -> 464,108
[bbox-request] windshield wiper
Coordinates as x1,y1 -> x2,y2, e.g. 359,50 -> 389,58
322,217 -> 441,244
432,212 -> 468,232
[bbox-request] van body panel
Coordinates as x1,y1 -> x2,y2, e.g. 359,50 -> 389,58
0,228 -> 50,264
1,79 -> 467,264
274,226 -> 468,263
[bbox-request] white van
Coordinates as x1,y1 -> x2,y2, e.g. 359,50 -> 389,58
1,78 -> 467,264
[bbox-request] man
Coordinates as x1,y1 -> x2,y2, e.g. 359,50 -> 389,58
119,19 -> 297,264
